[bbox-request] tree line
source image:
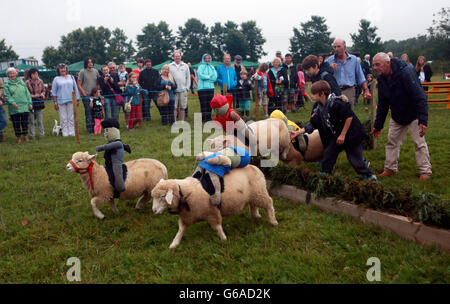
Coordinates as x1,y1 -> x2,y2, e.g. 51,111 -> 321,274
0,8 -> 448,71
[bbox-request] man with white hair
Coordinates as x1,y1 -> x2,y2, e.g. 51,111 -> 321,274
327,39 -> 371,109
169,51 -> 191,122
371,52 -> 432,181
362,54 -> 371,77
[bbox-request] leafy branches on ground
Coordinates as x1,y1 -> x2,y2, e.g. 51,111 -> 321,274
253,160 -> 450,229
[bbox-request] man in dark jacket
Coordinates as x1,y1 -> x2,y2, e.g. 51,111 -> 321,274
282,54 -> 299,113
372,52 -> 432,181
138,59 -> 160,121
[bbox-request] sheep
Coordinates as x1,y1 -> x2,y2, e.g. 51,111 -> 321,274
209,119 -> 324,166
151,165 -> 278,249
209,118 -> 291,161
67,152 -> 168,219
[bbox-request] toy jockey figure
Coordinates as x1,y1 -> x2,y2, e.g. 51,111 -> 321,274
210,94 -> 257,154
193,144 -> 251,206
95,119 -> 131,197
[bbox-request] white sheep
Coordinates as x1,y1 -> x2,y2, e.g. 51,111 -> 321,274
209,118 -> 292,161
151,165 -> 278,249
67,152 -> 168,219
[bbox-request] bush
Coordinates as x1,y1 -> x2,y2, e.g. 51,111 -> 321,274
254,160 -> 450,229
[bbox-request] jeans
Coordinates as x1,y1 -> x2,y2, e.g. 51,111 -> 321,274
142,92 -> 157,121
103,97 -> 120,121
159,99 -> 175,125
198,90 -> 214,122
322,139 -> 373,176
82,98 -> 94,134
28,109 -> 45,138
0,106 -> 7,134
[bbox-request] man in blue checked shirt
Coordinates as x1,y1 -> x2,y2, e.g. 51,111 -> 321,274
327,39 -> 372,109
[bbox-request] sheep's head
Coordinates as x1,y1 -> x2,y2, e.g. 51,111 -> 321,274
208,135 -> 238,152
151,179 -> 181,215
66,152 -> 96,173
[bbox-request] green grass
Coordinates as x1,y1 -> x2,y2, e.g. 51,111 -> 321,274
0,81 -> 449,283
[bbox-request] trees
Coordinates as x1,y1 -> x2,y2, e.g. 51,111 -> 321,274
42,46 -> 66,69
350,19 -> 383,57
107,28 -> 135,64
136,22 -> 174,65
427,7 -> 450,61
223,30 -> 249,59
176,18 -> 210,63
240,21 -> 267,62
289,16 -> 334,63
209,22 -> 226,60
0,39 -> 19,62
41,26 -> 113,68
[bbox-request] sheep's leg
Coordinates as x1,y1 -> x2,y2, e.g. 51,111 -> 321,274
250,205 -> 262,219
135,192 -> 151,210
264,198 -> 278,226
169,218 -> 188,249
207,213 -> 227,241
91,198 -> 105,220
109,199 -> 119,214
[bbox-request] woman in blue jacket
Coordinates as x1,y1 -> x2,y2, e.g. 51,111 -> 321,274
197,54 -> 217,122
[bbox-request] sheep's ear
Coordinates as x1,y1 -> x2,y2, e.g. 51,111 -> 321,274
166,189 -> 174,206
88,154 -> 97,161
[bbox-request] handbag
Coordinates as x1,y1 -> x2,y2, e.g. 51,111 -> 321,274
106,80 -> 124,106
156,90 -> 170,107
29,80 -> 45,111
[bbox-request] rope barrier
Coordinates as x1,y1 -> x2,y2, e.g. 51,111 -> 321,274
1,87 -> 309,105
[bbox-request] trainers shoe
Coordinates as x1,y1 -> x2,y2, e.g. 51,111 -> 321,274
364,174 -> 379,182
379,171 -> 394,178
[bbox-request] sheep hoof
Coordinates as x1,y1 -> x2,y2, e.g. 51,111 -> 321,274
169,243 -> 179,249
270,221 -> 279,227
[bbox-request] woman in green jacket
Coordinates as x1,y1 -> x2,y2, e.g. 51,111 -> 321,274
4,68 -> 32,143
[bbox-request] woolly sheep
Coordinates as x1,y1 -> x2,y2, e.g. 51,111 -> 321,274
67,152 -> 168,219
209,119 -> 324,165
209,118 -> 291,160
151,165 -> 278,249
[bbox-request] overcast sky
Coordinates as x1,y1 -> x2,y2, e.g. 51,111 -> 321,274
1,0 -> 447,64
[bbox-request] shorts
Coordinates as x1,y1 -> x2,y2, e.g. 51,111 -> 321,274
258,91 -> 268,106
283,90 -> 297,104
175,91 -> 188,109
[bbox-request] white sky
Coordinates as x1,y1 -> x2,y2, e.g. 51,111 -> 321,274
1,0 -> 448,64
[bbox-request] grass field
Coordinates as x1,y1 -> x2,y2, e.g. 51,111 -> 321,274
0,79 -> 449,283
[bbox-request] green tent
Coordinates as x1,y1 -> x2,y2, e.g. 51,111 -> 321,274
125,62 -> 138,70
67,61 -> 102,74
125,60 -> 171,71
241,61 -> 260,69
0,64 -> 56,77
152,60 -> 172,71
191,60 -> 260,70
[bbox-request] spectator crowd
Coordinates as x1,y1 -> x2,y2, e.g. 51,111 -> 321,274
0,40 -> 434,180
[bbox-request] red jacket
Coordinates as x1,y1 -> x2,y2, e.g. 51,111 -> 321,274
257,71 -> 274,97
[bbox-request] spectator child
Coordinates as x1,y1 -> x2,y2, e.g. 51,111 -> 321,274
90,89 -> 104,135
364,74 -> 374,105
236,70 -> 252,118
126,72 -> 147,130
292,81 -> 377,181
